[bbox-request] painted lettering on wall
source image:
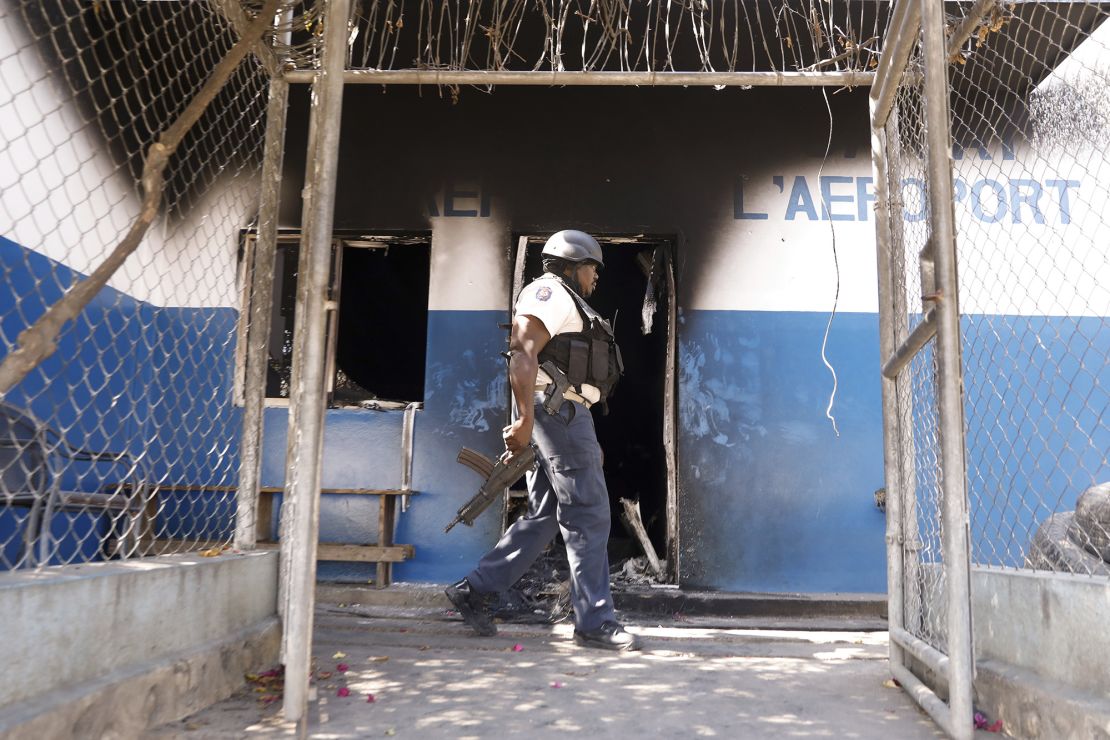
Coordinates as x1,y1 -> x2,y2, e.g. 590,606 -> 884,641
425,180 -> 494,217
735,175 -> 1079,224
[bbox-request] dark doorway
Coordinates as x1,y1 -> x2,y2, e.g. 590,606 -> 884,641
514,236 -> 674,563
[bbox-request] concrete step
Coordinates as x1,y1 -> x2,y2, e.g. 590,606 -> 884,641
316,581 -> 889,630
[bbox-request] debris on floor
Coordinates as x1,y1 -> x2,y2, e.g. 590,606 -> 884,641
611,555 -> 669,587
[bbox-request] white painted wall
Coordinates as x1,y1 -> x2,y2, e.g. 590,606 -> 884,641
0,15 -> 253,309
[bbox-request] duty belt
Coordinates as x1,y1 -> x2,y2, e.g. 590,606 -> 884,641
535,384 -> 592,408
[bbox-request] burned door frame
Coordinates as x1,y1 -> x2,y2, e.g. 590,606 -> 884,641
509,234 -> 680,582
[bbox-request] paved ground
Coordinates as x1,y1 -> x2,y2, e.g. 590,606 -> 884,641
147,604 -> 947,739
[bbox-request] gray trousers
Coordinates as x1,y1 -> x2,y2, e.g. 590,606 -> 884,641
466,396 -> 616,632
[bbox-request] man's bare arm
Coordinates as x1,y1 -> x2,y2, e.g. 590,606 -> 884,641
502,315 -> 550,456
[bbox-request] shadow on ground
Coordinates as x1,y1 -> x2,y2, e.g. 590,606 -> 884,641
147,605 -> 944,739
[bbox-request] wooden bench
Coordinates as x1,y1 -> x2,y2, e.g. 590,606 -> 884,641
135,484 -> 416,587
255,487 -> 415,588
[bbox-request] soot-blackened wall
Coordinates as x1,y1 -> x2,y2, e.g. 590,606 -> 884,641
270,84 -> 888,592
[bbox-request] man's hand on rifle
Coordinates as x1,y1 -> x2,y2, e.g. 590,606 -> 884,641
502,417 -> 533,460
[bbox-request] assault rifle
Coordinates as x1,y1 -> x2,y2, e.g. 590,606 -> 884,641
444,443 -> 537,533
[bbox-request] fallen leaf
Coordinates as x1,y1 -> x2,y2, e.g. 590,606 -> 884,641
882,679 -> 898,689
366,693 -> 376,703
385,729 -> 396,736
337,663 -> 350,673
988,720 -> 1004,733
512,644 -> 524,652
333,651 -> 347,659
337,687 -> 351,698
317,671 -> 332,680
199,547 -> 222,557
368,656 -> 389,663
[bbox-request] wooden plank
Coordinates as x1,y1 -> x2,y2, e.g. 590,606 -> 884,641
377,495 -> 397,587
113,484 -> 416,496
256,542 -> 413,562
258,487 -> 416,496
620,497 -> 664,578
59,491 -> 140,511
141,491 -> 159,549
256,487 -> 275,543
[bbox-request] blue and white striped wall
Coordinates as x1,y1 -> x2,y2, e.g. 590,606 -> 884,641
7,78 -> 1106,590
260,85 -> 892,591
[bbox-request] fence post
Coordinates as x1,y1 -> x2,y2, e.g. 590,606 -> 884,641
870,96 -> 906,670
919,0 -> 975,736
236,73 -> 289,552
280,0 -> 351,726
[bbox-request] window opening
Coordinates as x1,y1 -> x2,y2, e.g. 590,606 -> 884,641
239,232 -> 431,409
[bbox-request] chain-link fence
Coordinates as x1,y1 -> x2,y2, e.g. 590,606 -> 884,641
0,0 -> 280,570
947,1 -> 1110,579
874,0 -> 1110,735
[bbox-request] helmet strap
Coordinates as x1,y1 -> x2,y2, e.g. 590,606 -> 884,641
562,264 -> 585,296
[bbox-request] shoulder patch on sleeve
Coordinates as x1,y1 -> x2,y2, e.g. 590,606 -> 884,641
535,286 -> 553,301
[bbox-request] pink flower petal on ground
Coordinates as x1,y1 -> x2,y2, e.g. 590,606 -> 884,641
512,644 -> 524,652
550,681 -> 564,689
366,693 -> 376,703
988,720 -> 1004,733
336,663 -> 350,673
336,687 -> 351,698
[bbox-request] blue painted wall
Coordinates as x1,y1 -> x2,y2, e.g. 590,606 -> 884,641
676,310 -> 886,591
259,310 -> 511,583
0,236 -> 241,565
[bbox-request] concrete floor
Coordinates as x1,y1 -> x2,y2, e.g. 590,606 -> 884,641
147,604 -> 949,739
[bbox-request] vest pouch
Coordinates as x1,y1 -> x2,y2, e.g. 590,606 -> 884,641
590,339 -> 608,380
567,338 -> 590,386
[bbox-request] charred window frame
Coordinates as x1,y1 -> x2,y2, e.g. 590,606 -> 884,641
236,232 -> 432,409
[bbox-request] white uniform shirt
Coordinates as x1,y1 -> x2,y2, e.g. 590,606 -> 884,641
514,278 -> 602,404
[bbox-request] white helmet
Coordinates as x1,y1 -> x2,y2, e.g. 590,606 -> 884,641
541,230 -> 603,267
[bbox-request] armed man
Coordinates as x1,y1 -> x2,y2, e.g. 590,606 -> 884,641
446,230 -> 640,651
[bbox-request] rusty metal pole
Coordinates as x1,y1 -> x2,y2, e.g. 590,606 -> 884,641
236,73 -> 289,551
281,0 -> 350,726
920,0 -> 975,734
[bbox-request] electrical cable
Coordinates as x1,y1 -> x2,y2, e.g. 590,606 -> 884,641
818,86 -> 842,437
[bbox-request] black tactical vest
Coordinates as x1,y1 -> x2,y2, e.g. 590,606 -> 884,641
533,275 -> 624,403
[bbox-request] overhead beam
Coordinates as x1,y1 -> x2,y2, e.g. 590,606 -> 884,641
285,69 -> 874,87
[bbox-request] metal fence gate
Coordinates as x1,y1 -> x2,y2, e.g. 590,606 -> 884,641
871,1 -> 975,736
872,0 -> 1110,736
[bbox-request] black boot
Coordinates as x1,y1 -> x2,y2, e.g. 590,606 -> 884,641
445,578 -> 498,636
573,621 -> 641,651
